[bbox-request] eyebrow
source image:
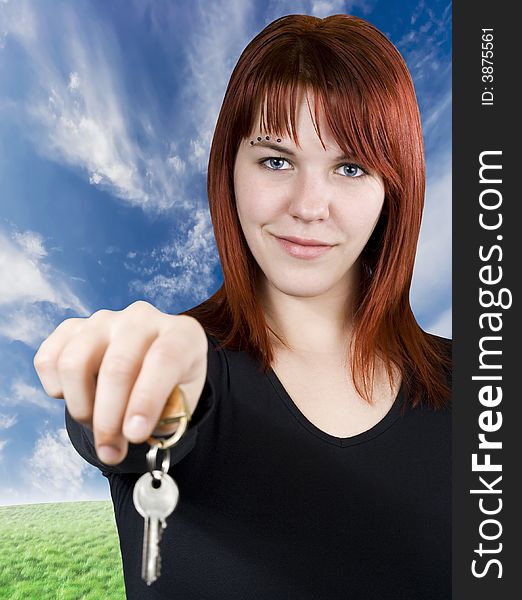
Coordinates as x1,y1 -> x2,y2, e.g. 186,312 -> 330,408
250,140 -> 357,162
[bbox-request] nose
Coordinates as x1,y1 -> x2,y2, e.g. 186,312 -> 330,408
287,170 -> 330,222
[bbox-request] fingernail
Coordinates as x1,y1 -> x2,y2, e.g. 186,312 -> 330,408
97,445 -> 121,463
125,415 -> 148,439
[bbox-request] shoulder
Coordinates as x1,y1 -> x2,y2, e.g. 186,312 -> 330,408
204,331 -> 229,356
202,330 -> 231,384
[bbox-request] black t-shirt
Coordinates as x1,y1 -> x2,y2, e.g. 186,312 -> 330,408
65,331 -> 452,600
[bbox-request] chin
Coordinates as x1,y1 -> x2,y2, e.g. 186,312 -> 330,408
266,274 -> 337,298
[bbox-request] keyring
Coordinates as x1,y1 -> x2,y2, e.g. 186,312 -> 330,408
146,444 -> 171,476
147,385 -> 191,450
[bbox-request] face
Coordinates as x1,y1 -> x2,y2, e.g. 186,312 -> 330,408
233,91 -> 385,304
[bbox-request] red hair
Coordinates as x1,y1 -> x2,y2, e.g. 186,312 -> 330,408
182,14 -> 451,411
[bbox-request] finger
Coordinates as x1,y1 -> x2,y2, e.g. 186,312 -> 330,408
56,326 -> 110,426
92,329 -> 158,462
33,318 -> 85,398
122,327 -> 198,444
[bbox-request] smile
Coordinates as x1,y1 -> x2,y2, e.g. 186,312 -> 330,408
273,235 -> 334,259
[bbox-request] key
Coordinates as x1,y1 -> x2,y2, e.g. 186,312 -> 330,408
133,470 -> 179,585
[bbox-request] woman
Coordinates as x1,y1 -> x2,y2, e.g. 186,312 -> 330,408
34,14 -> 452,600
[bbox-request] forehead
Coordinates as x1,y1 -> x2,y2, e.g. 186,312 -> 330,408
251,87 -> 321,127
248,91 -> 341,151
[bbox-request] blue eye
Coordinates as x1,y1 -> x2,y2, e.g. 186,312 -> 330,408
261,157 -> 288,170
340,164 -> 366,178
259,156 -> 367,178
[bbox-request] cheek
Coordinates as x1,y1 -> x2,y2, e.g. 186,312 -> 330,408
359,186 -> 385,227
338,198 -> 384,237
236,197 -> 259,228
236,189 -> 279,227
234,159 -> 284,226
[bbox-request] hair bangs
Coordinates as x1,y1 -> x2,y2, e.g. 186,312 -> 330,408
242,57 -> 402,193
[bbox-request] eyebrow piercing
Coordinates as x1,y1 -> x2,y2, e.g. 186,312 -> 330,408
249,136 -> 282,145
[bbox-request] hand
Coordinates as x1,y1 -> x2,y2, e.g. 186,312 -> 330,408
33,301 -> 208,465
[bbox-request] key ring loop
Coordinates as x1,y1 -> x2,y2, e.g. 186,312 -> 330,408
146,445 -> 171,478
147,385 -> 191,450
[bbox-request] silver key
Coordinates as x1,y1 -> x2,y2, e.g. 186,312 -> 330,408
133,470 -> 179,585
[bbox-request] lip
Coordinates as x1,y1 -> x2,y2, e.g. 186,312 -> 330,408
273,235 -> 334,259
277,235 -> 334,246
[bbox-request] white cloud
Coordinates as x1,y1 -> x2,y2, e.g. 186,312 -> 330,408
0,378 -> 60,414
0,412 -> 17,429
0,228 -> 55,306
11,229 -> 48,259
1,2 -> 191,213
311,0 -> 346,18
21,427 -> 98,502
0,304 -> 61,347
167,154 -> 186,175
0,226 -> 85,309
33,79 -> 147,205
410,0 -> 425,25
2,0 -> 242,312
422,88 -> 452,137
127,207 -> 219,310
67,70 -> 80,90
0,438 -> 7,462
395,0 -> 451,84
311,0 -> 374,17
0,226 -> 90,346
181,0 -> 252,174
0,0 -> 37,49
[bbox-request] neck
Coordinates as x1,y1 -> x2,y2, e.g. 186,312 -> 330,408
258,270 -> 359,358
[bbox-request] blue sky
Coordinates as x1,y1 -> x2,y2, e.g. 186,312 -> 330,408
0,0 -> 451,505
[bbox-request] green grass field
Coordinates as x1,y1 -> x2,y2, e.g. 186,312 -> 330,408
0,501 -> 126,599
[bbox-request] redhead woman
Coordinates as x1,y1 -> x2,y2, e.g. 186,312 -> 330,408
34,14 -> 451,600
